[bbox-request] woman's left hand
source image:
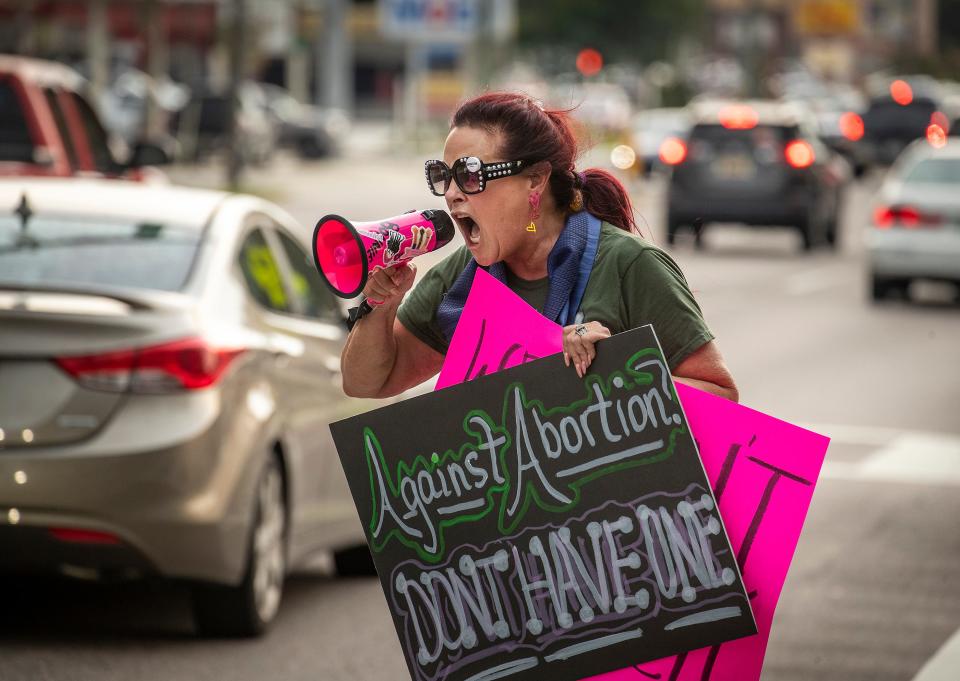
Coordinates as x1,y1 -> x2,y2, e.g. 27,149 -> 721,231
562,321 -> 612,378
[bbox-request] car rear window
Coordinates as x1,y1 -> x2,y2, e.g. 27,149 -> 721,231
864,99 -> 936,132
0,214 -> 201,291
902,158 -> 960,184
690,124 -> 794,145
0,79 -> 35,163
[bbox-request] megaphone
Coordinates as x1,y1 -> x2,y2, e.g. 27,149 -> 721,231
312,209 -> 455,299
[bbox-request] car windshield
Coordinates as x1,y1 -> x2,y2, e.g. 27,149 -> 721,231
0,214 -> 201,291
902,158 -> 960,185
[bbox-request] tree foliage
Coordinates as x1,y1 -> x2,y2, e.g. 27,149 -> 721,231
516,0 -> 705,66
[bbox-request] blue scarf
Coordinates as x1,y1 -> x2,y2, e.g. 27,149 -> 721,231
437,210 -> 601,341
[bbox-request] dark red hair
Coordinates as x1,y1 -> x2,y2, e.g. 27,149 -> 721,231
451,91 -> 638,234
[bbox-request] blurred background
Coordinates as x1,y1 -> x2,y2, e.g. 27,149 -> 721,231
0,2 -> 959,681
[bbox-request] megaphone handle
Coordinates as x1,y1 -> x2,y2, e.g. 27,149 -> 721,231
346,298 -> 377,330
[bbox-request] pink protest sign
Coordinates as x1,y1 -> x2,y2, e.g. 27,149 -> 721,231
437,273 -> 829,681
587,383 -> 828,681
434,268 -> 563,390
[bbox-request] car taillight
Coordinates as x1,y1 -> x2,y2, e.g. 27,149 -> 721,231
890,79 -> 913,106
873,205 -> 942,229
55,337 -> 244,393
784,140 -> 815,169
718,105 -> 758,130
839,112 -> 864,141
49,528 -> 122,545
659,137 -> 688,165
926,123 -> 947,148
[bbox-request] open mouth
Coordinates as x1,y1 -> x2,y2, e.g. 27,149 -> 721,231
455,215 -> 481,245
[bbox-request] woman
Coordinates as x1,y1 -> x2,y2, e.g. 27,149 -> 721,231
341,92 -> 737,402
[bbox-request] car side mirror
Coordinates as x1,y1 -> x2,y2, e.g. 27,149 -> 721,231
128,141 -> 172,167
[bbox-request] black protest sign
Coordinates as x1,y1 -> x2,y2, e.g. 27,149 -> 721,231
331,325 -> 757,681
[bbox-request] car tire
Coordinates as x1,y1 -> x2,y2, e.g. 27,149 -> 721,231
666,221 -> 680,246
693,220 -> 707,251
871,275 -> 909,302
333,544 -> 378,577
824,214 -> 839,249
192,456 -> 287,637
797,217 -> 815,252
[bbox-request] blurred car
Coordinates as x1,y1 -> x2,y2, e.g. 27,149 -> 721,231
259,83 -> 348,159
95,65 -> 190,147
866,138 -> 960,301
0,54 -> 170,180
626,107 -> 690,176
175,83 -> 277,165
665,99 -> 850,250
0,177 -> 372,636
859,77 -> 953,166
557,82 -> 632,134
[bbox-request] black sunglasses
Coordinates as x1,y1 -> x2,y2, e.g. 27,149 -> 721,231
424,156 -> 531,196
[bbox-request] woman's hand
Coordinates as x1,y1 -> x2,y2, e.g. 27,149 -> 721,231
363,262 -> 417,307
562,321 -> 612,378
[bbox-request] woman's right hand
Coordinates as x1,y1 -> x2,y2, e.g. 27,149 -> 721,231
363,262 -> 417,306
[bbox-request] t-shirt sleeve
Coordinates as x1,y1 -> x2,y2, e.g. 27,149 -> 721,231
621,248 -> 714,370
396,249 -> 469,354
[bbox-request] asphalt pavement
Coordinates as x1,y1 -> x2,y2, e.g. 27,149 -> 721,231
2,129 -> 959,681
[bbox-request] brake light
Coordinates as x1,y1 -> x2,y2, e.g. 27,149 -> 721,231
890,79 -> 913,106
931,111 -> 950,132
659,137 -> 688,165
873,205 -> 942,229
927,123 -> 947,148
839,112 -> 864,141
719,105 -> 758,130
55,337 -> 244,393
785,140 -> 815,169
49,528 -> 122,545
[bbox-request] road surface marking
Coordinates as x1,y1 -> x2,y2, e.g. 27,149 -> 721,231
911,625 -> 960,681
810,425 -> 960,486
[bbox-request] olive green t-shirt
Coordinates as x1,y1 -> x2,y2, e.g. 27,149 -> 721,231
397,222 -> 714,370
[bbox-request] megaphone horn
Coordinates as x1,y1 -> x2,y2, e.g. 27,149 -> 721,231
312,209 -> 455,299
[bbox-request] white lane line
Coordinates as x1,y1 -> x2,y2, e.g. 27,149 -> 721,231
911,626 -> 960,681
798,422 -> 956,446
816,428 -> 960,487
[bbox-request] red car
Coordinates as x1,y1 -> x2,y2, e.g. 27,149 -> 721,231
0,54 -> 168,181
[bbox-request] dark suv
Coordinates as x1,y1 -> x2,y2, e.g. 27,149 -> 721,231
861,92 -> 944,166
665,100 -> 849,251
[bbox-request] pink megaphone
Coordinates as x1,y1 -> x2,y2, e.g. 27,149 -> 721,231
312,209 -> 455,298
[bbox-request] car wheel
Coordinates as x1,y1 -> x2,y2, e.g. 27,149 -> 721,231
693,219 -> 707,251
824,214 -> 839,249
333,544 -> 378,577
666,220 -> 680,246
871,275 -> 909,302
192,456 -> 286,637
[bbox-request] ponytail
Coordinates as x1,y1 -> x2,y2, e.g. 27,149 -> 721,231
577,168 -> 637,234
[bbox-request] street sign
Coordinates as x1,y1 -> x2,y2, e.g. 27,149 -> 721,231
331,325 -> 757,681
379,0 -> 480,44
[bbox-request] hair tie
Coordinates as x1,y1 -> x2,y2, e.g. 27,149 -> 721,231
573,171 -> 587,188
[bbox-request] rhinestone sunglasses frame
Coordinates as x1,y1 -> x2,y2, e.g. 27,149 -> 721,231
424,156 -> 531,196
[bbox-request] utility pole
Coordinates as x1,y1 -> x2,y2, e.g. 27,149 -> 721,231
916,0 -> 938,58
226,0 -> 247,190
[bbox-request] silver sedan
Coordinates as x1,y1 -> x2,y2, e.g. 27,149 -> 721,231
0,177 -> 372,636
868,138 -> 960,301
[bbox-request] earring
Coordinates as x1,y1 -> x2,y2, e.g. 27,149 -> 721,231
527,190 -> 541,233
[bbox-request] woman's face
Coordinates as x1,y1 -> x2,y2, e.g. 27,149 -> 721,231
442,125 -> 532,267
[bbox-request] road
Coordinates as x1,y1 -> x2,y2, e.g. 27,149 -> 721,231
1,147 -> 958,681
